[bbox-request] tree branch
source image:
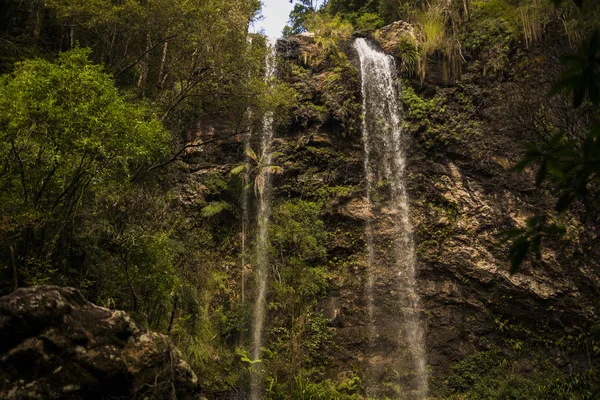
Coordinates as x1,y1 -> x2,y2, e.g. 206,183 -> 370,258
114,34 -> 178,79
135,128 -> 250,179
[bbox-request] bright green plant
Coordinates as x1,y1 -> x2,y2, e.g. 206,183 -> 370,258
0,48 -> 169,290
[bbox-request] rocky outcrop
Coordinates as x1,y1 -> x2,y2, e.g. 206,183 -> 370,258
0,286 -> 199,400
375,20 -> 417,55
276,32 -> 315,59
275,25 -> 599,396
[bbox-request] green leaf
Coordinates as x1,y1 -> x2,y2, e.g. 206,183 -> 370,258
230,164 -> 247,176
556,192 -> 575,212
509,237 -> 530,274
263,165 -> 284,175
535,160 -> 548,185
245,147 -> 258,163
201,201 -> 233,217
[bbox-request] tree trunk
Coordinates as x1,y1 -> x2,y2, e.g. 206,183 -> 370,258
167,296 -> 179,334
241,219 -> 246,304
137,32 -> 151,92
120,254 -> 138,312
157,41 -> 168,90
8,240 -> 18,291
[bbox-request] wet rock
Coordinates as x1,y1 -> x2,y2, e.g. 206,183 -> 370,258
0,286 -> 199,400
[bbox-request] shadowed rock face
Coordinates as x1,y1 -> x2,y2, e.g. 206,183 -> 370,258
276,26 -> 599,394
0,286 -> 199,400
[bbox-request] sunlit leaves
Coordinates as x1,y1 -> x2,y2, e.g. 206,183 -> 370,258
0,47 -> 168,251
201,201 -> 234,217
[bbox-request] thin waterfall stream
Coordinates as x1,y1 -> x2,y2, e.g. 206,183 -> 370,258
353,38 -> 428,398
250,37 -> 277,400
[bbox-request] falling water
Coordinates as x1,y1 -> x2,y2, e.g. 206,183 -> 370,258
250,37 -> 277,400
353,38 -> 428,398
241,37 -> 253,311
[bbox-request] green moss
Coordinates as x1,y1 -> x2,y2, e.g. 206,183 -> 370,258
401,85 -> 443,121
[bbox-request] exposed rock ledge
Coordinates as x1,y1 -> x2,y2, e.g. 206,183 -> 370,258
0,286 -> 199,399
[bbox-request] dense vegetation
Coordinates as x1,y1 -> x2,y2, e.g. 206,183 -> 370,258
1,0 -> 599,398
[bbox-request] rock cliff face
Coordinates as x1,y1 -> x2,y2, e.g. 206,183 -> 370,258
274,25 -> 599,396
0,286 -> 199,399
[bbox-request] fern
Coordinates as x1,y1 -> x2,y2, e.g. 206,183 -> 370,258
201,201 -> 233,217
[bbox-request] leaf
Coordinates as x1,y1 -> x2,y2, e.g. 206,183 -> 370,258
263,165 -> 284,175
201,201 -> 233,217
511,156 -> 535,172
240,355 -> 262,364
544,224 -> 566,235
245,147 -> 258,163
535,160 -> 548,185
229,164 -> 247,176
255,174 -> 265,199
573,85 -> 586,108
522,142 -> 541,152
499,227 -> 525,239
556,192 -> 575,212
548,76 -> 579,97
509,237 -> 530,274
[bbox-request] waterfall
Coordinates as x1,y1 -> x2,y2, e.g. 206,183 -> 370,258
250,37 -> 277,400
353,38 -> 428,399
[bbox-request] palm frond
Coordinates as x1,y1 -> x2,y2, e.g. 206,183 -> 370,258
263,165 -> 284,175
230,164 -> 247,176
245,147 -> 259,163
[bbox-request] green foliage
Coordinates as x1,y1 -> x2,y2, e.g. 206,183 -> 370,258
305,14 -> 353,67
446,351 -> 508,393
443,350 -> 594,399
396,34 -> 419,77
231,146 -> 284,201
538,370 -> 600,399
500,216 -> 566,273
285,374 -> 362,400
270,200 -> 327,263
355,12 -> 385,31
321,67 -> 362,136
550,29 -> 600,107
259,200 -> 335,396
201,201 -> 234,218
284,3 -> 314,36
401,85 -> 442,120
508,12 -> 600,272
0,48 -> 169,288
462,3 -> 517,68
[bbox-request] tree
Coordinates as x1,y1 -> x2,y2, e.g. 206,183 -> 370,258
0,48 -> 169,290
284,0 -> 328,36
231,147 -> 284,202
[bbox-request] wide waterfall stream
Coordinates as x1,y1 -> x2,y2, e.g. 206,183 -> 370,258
250,38 -> 277,400
354,38 -> 428,398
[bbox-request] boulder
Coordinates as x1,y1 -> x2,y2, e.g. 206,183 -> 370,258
0,286 -> 199,399
375,21 -> 417,55
276,32 -> 315,59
